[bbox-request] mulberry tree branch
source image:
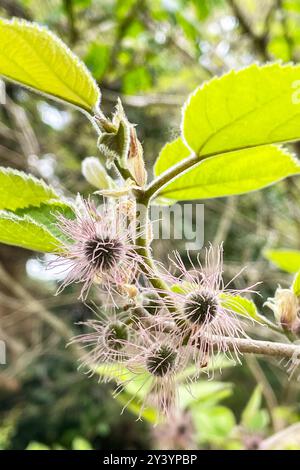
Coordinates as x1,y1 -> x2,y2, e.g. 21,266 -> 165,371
214,335 -> 300,360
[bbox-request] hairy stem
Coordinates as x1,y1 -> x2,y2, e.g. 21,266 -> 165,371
135,192 -> 171,294
145,152 -> 200,201
218,335 -> 300,360
257,313 -> 296,342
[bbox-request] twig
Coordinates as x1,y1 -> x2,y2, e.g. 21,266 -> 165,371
227,0 -> 269,60
216,335 -> 300,360
259,423 -> 300,450
213,197 -> 237,246
0,262 -> 74,345
246,355 -> 283,432
63,0 -> 78,45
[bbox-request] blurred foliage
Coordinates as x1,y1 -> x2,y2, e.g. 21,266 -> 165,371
1,0 -> 300,450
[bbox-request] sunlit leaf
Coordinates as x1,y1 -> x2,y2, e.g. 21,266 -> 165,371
115,390 -> 160,424
292,271 -> 300,296
183,63 -> 300,157
264,249 -> 300,273
15,201 -> 75,241
0,167 -> 60,211
72,437 -> 93,451
26,442 -> 50,450
0,210 -> 61,252
154,138 -> 300,201
0,18 -> 100,113
220,293 -> 260,321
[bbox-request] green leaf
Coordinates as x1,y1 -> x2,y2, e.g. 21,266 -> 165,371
241,386 -> 269,432
84,43 -> 109,80
0,18 -> 100,113
292,271 -> 300,296
26,441 -> 50,450
96,364 -> 159,423
15,201 -> 75,241
115,390 -> 160,424
0,210 -> 61,252
192,406 -> 236,444
179,381 -> 232,410
264,249 -> 300,273
96,363 -> 134,383
183,63 -> 300,157
0,167 -> 60,211
154,138 -> 300,201
122,67 -> 152,94
220,293 -> 260,321
72,437 -> 93,451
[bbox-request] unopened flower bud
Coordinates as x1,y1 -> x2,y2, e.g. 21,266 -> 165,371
265,288 -> 299,330
126,126 -> 147,187
82,157 -> 115,190
97,99 -> 131,164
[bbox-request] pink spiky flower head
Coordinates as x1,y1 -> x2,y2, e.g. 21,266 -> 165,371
68,306 -> 132,381
51,197 -> 142,299
162,244 -> 255,376
115,323 -> 188,420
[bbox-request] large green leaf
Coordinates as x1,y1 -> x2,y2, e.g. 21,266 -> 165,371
264,249 -> 300,273
0,167 -> 61,211
183,63 -> 300,156
0,210 -> 61,252
15,201 -> 75,241
0,18 -> 100,113
154,138 -> 300,200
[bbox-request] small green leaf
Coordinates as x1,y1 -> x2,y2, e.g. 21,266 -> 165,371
72,437 -> 93,451
183,63 -> 300,157
179,381 -> 233,410
292,271 -> 300,296
0,210 -> 61,252
0,167 -> 60,211
192,406 -> 236,444
154,138 -> 300,201
96,363 -> 134,383
264,249 -> 300,273
96,364 -> 159,423
26,442 -> 50,450
241,386 -> 269,432
220,293 -> 260,321
115,390 -> 159,424
0,18 -> 100,113
241,386 -> 262,426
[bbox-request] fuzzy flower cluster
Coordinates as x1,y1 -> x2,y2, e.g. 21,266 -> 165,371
51,197 -> 142,300
53,198 -> 253,418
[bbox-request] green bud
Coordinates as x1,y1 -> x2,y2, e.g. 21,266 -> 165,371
81,156 -> 115,190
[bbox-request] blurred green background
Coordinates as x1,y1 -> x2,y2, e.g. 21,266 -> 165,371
1,0 -> 300,450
